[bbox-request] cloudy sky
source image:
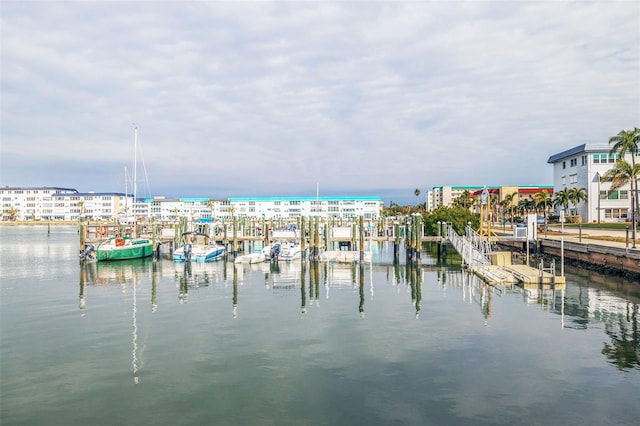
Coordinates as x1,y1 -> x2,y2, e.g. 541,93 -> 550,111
1,1 -> 639,204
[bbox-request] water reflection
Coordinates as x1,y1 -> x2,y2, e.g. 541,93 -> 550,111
602,303 -> 639,371
233,265 -> 238,318
76,255 -> 640,373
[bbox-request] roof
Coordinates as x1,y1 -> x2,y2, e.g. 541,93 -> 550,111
0,186 -> 78,192
547,143 -> 612,163
229,196 -> 382,202
53,192 -> 127,197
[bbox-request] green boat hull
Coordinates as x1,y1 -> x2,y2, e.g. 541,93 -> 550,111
95,240 -> 154,261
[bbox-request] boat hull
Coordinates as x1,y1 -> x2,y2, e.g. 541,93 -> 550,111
95,240 -> 154,261
173,246 -> 225,262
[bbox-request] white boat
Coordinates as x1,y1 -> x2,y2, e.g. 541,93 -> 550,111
279,241 -> 302,261
262,242 -> 282,261
173,231 -> 225,262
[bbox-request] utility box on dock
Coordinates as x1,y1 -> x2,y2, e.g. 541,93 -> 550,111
490,251 -> 512,266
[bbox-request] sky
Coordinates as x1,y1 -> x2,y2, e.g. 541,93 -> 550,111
1,1 -> 639,205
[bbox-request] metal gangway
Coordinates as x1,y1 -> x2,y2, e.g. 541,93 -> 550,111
447,225 -> 513,285
447,225 -> 491,268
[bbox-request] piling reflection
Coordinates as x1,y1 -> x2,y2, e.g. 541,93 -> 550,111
301,262 -> 307,317
359,263 -> 365,317
232,264 -> 241,318
602,303 -> 639,371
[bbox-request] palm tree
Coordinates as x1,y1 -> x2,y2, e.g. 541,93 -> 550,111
553,187 -> 572,216
453,190 -> 474,209
500,192 -> 517,228
533,190 -> 553,222
568,187 -> 588,219
414,188 -> 421,208
609,127 -> 640,220
603,159 -> 640,247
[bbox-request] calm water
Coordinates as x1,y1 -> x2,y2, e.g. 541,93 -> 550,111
1,226 -> 639,426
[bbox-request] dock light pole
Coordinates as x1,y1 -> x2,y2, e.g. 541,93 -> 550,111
595,172 -> 601,224
560,209 -> 565,277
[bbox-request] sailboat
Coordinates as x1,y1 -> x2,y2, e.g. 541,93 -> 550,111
94,126 -> 154,261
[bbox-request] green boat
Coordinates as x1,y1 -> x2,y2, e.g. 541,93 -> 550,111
94,236 -> 154,261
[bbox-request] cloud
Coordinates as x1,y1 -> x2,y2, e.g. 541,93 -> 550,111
1,1 -> 638,203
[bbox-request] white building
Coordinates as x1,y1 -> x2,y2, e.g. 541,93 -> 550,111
547,143 -> 636,223
427,185 -> 553,212
1,187 -> 382,222
227,196 -> 382,220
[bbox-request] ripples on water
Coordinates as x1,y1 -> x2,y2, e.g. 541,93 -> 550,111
1,225 -> 639,426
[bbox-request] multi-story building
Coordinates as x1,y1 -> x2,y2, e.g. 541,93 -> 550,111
227,196 -> 382,220
1,188 -> 382,222
547,143 -> 637,223
428,185 -> 553,212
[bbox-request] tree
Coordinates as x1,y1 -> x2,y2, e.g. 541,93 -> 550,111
533,190 -> 553,221
603,159 -> 640,246
422,205 -> 479,236
568,187 -> 588,218
500,192 -> 517,228
553,187 -> 572,215
517,198 -> 535,217
453,190 -> 474,209
609,127 -> 640,220
414,188 -> 421,207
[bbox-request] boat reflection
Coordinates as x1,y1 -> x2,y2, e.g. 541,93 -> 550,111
79,258 -> 159,312
78,258 -> 158,384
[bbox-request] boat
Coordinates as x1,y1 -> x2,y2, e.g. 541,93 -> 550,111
263,242 -> 282,261
82,126 -> 154,262
279,241 -> 302,261
92,236 -> 154,261
173,231 -> 225,262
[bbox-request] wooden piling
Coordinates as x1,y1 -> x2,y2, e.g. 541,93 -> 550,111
359,216 -> 365,262
79,218 -> 86,252
300,216 -> 307,260
393,222 -> 400,262
232,216 -> 238,257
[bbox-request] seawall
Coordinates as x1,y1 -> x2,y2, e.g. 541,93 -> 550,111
496,238 -> 640,281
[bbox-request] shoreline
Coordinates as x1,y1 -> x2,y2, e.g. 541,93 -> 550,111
0,221 -> 79,226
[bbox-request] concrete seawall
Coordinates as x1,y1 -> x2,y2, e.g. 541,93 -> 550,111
497,238 -> 640,280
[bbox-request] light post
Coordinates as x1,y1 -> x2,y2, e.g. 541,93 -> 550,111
595,172 -> 601,224
632,191 -> 637,249
560,208 -> 565,277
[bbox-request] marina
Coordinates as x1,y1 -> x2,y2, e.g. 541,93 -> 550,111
1,225 -> 639,425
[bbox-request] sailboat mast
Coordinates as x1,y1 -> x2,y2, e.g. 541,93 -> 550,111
133,125 -> 138,203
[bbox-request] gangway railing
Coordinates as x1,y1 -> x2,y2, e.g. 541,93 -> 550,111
447,225 -> 491,269
447,225 -> 514,285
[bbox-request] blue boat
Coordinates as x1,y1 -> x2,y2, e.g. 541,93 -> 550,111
173,231 -> 225,262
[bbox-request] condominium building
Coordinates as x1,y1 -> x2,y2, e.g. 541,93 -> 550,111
0,187 -> 132,221
547,143 -> 637,223
427,185 -> 553,211
1,187 -> 382,222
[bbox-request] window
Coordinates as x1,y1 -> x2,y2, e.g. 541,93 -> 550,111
581,155 -> 587,166
561,176 -> 566,185
605,190 -> 629,200
569,174 -> 577,184
570,158 -> 577,167
604,208 -> 628,219
562,161 -> 566,169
